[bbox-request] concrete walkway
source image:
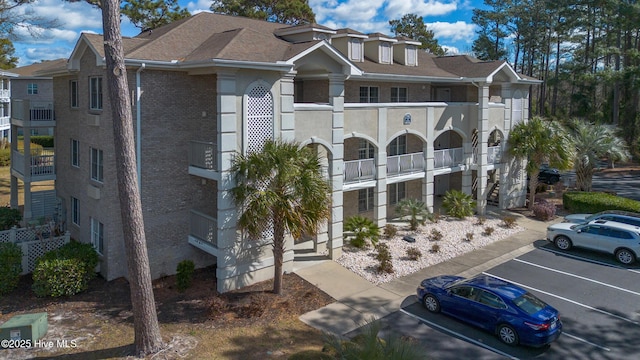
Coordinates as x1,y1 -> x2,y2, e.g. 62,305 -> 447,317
296,212 -> 558,337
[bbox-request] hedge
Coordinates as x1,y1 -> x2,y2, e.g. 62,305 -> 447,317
32,241 -> 99,297
563,191 -> 640,213
0,242 -> 22,296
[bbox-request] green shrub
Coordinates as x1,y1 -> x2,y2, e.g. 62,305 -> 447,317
32,241 -> 99,297
395,199 -> 432,230
287,350 -> 334,360
0,206 -> 22,230
29,136 -> 54,148
344,216 -> 379,248
0,148 -> 10,166
176,260 -> 195,292
442,189 -> 476,219
563,191 -> 640,213
0,243 -> 22,296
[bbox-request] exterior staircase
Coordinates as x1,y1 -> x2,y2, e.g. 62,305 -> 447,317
487,181 -> 499,206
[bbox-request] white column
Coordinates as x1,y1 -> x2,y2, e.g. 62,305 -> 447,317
280,72 -> 296,141
423,106 -> 434,212
476,84 -> 490,215
328,74 -> 345,259
375,108 -> 387,228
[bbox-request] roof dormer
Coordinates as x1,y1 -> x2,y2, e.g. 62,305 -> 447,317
274,24 -> 336,44
331,28 -> 367,63
393,37 -> 421,66
364,33 -> 397,64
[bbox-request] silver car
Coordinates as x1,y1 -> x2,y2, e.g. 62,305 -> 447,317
564,210 -> 640,226
546,220 -> 640,264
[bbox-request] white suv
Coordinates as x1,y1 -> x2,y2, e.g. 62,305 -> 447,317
546,220 -> 640,264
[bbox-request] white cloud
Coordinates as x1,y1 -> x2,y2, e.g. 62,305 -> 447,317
13,0 -> 103,30
312,0 -> 385,24
428,21 -> 476,42
186,0 -> 213,13
384,0 -> 458,20
16,46 -> 72,67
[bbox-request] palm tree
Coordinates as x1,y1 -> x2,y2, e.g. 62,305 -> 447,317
566,120 -> 629,191
231,140 -> 331,295
395,198 -> 432,230
508,117 -> 572,209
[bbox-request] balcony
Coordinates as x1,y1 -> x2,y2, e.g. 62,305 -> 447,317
0,89 -> 8,100
487,146 -> 502,164
12,149 -> 56,180
344,158 -> 375,183
387,152 -> 425,177
188,140 -> 218,180
10,100 -> 55,126
434,147 -> 464,169
0,116 -> 9,129
188,209 -> 218,256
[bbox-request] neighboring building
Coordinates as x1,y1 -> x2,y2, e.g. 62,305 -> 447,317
9,60 -> 66,222
0,70 -> 18,140
27,13 -> 535,292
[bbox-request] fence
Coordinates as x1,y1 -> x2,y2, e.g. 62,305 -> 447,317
0,226 -> 71,274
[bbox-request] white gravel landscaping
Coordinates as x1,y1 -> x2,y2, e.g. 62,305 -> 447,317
337,216 -> 524,285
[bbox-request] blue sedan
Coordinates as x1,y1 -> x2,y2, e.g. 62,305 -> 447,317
417,275 -> 562,347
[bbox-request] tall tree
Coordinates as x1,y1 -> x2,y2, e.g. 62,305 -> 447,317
566,120 -> 629,191
76,0 -> 165,355
389,13 -> 445,56
0,38 -> 18,69
471,0 -> 510,61
0,0 -> 59,40
121,0 -> 190,32
231,140 -> 331,295
508,117 -> 572,209
210,0 -> 315,25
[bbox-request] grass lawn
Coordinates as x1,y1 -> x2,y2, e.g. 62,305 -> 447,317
0,165 -> 55,207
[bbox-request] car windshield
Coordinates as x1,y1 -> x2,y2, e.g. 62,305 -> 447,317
513,292 -> 547,315
585,214 -> 599,222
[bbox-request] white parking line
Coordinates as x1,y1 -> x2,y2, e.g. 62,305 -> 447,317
399,308 -> 519,360
539,247 -> 640,274
513,258 -> 640,296
482,272 -> 640,326
561,332 -> 610,351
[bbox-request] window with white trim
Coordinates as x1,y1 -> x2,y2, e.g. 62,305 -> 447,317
91,147 -> 103,182
389,135 -> 407,156
359,86 -> 379,103
407,45 -> 417,66
349,38 -> 363,62
70,80 -> 78,108
512,90 -> 523,125
358,138 -> 375,159
389,182 -> 406,205
71,197 -> 80,226
391,87 -> 407,102
358,188 -> 374,212
381,42 -> 391,64
71,139 -> 79,167
27,83 -> 38,95
89,77 -> 103,110
91,217 -> 104,255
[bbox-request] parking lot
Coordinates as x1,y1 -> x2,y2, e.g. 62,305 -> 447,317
393,242 -> 640,359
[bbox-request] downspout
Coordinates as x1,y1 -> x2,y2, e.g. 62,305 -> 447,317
136,63 -> 145,187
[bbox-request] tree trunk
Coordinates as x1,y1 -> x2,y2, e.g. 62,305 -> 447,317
272,221 -> 285,295
101,0 -> 164,355
528,169 -> 540,210
575,163 -> 594,192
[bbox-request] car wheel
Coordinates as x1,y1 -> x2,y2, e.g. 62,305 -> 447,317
497,324 -> 519,346
422,294 -> 441,313
550,175 -> 560,184
554,236 -> 572,250
615,248 -> 636,264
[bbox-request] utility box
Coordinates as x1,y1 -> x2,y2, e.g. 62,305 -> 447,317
0,312 -> 48,342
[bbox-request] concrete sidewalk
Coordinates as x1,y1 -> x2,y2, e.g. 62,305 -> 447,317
296,213 -> 556,337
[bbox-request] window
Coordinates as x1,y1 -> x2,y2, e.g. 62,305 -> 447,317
389,182 -> 406,205
89,77 -> 103,110
391,87 -> 408,102
91,147 -> 103,182
451,285 -> 476,300
359,86 -> 379,103
70,80 -> 78,108
91,217 -> 104,255
71,139 -> 79,167
407,45 -> 417,66
358,188 -> 374,212
389,135 -> 407,156
477,290 -> 506,309
358,139 -> 375,159
71,197 -> 80,226
381,43 -> 391,64
349,38 -> 362,61
27,83 -> 38,95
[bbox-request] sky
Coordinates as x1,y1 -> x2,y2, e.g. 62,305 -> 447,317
10,0 -> 484,67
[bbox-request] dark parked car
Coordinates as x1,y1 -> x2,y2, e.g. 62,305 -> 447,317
537,165 -> 561,185
417,274 -> 562,347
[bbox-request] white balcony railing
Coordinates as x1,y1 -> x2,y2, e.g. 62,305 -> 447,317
0,116 -> 9,127
344,158 -> 376,183
189,140 -> 216,170
189,209 -> 217,248
12,149 -> 55,177
0,89 -> 9,99
434,147 -> 464,169
11,100 -> 54,122
387,152 -> 425,176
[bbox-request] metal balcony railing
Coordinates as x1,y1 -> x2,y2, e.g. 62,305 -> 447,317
387,152 -> 425,176
189,140 -> 216,170
434,147 -> 464,169
189,209 -> 217,248
344,158 -> 376,183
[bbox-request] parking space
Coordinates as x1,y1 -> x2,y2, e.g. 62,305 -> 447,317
399,245 -> 640,359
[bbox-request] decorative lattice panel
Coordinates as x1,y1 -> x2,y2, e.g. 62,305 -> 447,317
25,237 -> 70,273
247,85 -> 274,153
471,129 -> 479,163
